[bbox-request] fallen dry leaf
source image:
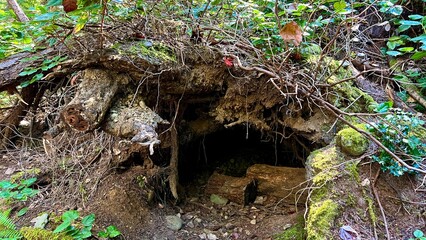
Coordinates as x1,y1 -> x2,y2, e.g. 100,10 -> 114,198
279,21 -> 303,46
63,0 -> 77,13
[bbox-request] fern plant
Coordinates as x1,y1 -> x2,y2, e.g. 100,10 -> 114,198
0,211 -> 23,239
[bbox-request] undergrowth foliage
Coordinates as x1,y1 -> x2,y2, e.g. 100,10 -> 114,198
369,102 -> 426,176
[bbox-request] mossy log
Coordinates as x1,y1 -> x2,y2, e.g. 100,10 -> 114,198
205,172 -> 257,205
246,164 -> 307,204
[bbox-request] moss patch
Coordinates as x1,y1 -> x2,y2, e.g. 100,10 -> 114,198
336,124 -> 369,156
112,41 -> 176,64
308,146 -> 342,185
306,199 -> 339,240
20,227 -> 74,240
307,56 -> 376,112
275,215 -> 305,240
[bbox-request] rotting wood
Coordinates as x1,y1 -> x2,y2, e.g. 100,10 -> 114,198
169,125 -> 179,200
246,164 -> 308,204
60,69 -> 128,132
0,84 -> 38,148
103,94 -> 169,155
205,172 -> 257,205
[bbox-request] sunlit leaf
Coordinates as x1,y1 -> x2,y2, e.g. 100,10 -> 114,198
46,0 -> 62,7
399,20 -> 421,26
398,47 -> 414,52
279,21 -> 303,46
334,0 -> 346,13
411,51 -> 426,60
386,50 -> 402,56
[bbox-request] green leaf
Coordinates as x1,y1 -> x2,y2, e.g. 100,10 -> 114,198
77,228 -> 92,238
411,34 -> 426,43
106,225 -> 121,237
46,0 -> 62,7
18,68 -> 38,76
334,0 -> 346,13
34,12 -> 60,21
388,6 -> 403,15
98,230 -> 108,238
62,210 -> 79,222
374,101 -> 393,113
398,25 -> 411,32
53,220 -> 71,233
414,229 -> 424,238
0,191 -> 11,199
0,181 -> 18,190
74,14 -> 89,34
81,213 -> 95,227
20,178 -> 37,187
399,20 -> 421,26
386,50 -> 402,56
411,51 -> 426,60
408,14 -> 424,20
398,47 -> 414,52
20,188 -> 39,198
17,207 -> 28,217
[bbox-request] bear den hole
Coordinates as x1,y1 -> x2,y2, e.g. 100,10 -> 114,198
178,124 -> 314,200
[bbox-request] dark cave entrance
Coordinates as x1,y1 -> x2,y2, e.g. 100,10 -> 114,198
178,125 -> 310,185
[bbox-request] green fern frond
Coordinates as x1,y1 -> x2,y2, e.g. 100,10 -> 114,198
0,229 -> 22,239
20,227 -> 74,240
0,212 -> 16,230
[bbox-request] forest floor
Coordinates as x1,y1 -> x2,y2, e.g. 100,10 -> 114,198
1,141 -> 425,239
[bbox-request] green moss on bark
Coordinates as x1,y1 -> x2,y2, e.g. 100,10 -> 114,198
306,200 -> 339,240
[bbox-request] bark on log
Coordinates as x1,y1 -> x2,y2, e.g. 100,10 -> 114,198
60,69 -> 129,132
246,164 -> 307,204
205,172 -> 257,205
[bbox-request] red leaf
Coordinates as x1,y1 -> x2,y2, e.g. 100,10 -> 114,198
224,57 -> 234,67
63,0 -> 77,13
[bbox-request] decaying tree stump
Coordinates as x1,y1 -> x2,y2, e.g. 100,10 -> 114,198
205,172 -> 257,205
246,164 -> 307,204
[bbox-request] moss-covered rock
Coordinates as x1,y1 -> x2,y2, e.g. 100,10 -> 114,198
336,124 -> 369,156
306,199 -> 339,240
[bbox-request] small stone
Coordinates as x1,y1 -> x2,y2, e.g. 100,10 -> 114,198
250,219 -> 256,225
253,196 -> 265,205
187,221 -> 195,228
199,233 -> 207,239
165,215 -> 183,231
195,218 -> 202,223
245,230 -> 251,235
225,223 -> 234,230
361,178 -> 370,187
207,233 -> 217,240
4,168 -> 15,175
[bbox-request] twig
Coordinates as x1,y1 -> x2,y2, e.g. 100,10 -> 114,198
371,168 -> 391,240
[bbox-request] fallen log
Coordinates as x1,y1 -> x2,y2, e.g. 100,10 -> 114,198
246,164 -> 307,204
60,69 -> 129,132
205,172 -> 257,205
